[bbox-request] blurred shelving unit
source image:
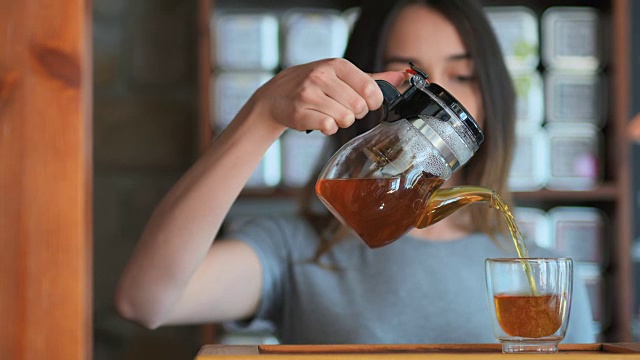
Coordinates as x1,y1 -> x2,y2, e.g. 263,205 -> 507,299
483,0 -> 633,343
197,0 -> 634,343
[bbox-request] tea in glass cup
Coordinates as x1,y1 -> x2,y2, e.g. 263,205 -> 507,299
485,258 -> 573,353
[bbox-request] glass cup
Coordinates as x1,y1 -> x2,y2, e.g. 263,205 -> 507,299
485,258 -> 573,353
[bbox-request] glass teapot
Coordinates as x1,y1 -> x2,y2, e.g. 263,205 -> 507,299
315,63 -> 494,248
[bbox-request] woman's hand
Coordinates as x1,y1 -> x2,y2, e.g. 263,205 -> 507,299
249,58 -> 406,135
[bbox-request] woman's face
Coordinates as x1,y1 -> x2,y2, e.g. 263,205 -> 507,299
383,4 -> 484,126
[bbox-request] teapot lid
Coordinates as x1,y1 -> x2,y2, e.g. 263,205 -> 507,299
406,63 -> 483,147
382,63 -> 484,149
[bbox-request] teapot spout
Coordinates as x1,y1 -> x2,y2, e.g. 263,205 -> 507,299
417,186 -> 495,228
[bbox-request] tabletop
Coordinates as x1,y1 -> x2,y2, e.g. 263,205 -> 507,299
196,343 -> 640,359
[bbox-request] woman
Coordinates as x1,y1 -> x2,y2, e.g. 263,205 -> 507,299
116,0 -> 596,344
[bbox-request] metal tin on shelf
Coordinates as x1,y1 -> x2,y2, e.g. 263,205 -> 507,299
508,127 -> 549,191
281,9 -> 349,67
545,70 -> 606,128
342,7 -> 361,34
211,72 -> 273,130
485,6 -> 539,71
280,130 -> 327,188
541,7 -> 604,71
246,139 -> 282,189
548,206 -> 606,265
545,124 -> 601,190
212,12 -> 279,71
575,263 -> 607,330
514,207 -> 551,249
512,70 -> 544,130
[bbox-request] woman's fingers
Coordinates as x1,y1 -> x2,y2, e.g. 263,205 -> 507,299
332,59 -> 385,111
312,95 -> 358,130
317,76 -> 369,120
257,58 -> 407,133
299,108 -> 341,136
294,83 -> 357,133
307,60 -> 407,123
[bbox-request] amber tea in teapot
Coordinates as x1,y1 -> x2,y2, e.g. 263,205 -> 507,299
316,171 -> 444,248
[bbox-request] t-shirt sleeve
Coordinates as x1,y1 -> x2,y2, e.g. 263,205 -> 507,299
220,215 -> 315,333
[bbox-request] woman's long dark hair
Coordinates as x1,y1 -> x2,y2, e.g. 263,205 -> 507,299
299,0 -> 516,258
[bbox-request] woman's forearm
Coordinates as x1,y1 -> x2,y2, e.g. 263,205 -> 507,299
114,98 -> 285,328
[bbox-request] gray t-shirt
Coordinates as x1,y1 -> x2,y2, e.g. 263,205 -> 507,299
224,215 -> 596,344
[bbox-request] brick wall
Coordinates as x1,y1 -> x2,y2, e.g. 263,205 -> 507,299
93,0 -> 201,358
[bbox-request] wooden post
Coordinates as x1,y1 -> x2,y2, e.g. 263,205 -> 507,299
611,0 -> 633,342
0,0 -> 92,359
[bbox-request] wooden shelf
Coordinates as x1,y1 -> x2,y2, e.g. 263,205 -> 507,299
514,183 -> 619,202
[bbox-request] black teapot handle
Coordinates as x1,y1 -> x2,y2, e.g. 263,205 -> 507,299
375,79 -> 402,124
376,79 -> 402,103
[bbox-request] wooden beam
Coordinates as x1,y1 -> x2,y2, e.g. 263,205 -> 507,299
610,0 -> 633,342
0,0 -> 93,359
